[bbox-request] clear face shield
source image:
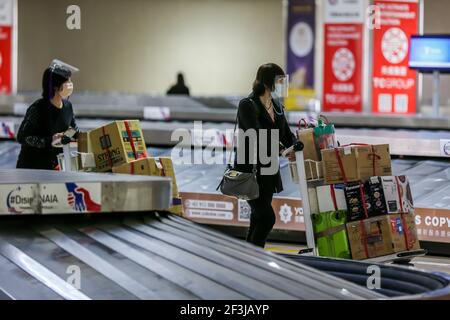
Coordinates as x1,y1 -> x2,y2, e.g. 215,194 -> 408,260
272,75 -> 289,99
49,59 -> 79,99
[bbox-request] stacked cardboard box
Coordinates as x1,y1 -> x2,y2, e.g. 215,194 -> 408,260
112,157 -> 182,216
89,120 -> 147,172
321,144 -> 392,185
312,143 -> 420,260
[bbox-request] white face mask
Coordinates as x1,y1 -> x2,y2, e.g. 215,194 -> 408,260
59,81 -> 73,99
271,75 -> 289,99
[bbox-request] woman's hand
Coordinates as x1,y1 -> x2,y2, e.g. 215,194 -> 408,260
52,132 -> 64,141
287,151 -> 296,162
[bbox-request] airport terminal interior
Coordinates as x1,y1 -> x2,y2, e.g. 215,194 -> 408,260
1,0 -> 450,301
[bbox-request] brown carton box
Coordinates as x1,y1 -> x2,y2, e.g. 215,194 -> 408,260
112,157 -> 161,176
346,215 -> 393,260
346,213 -> 419,260
322,144 -> 392,185
89,120 -> 147,172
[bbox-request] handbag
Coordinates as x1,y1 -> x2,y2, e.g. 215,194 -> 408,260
216,100 -> 260,201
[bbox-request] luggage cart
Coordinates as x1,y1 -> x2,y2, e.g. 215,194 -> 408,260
289,141 -> 427,265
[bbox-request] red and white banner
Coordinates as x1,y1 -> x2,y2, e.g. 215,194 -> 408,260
372,0 -> 419,114
322,0 -> 365,112
0,0 -> 15,94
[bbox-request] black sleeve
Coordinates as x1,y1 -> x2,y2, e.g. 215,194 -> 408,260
68,102 -> 80,139
280,113 -> 296,149
16,104 -> 52,149
237,98 -> 261,131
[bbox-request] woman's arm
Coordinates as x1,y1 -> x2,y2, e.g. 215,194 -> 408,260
16,105 -> 53,149
280,113 -> 295,148
238,98 -> 260,131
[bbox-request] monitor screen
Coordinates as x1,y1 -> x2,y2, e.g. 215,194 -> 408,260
409,35 -> 450,72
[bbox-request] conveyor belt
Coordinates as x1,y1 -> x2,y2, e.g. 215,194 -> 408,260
3,114 -> 450,157
1,212 -> 449,299
0,212 -> 391,300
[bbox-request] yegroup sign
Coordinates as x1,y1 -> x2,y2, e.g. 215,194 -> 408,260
322,0 -> 365,112
371,0 -> 419,114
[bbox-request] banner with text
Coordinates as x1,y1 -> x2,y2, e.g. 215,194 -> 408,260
372,0 -> 419,114
322,0 -> 365,112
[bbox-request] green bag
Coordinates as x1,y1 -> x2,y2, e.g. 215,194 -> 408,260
313,115 -> 337,152
312,211 -> 351,259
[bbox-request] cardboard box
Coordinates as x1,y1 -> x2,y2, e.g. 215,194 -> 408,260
398,213 -> 421,251
297,128 -> 320,161
347,215 -> 394,260
77,131 -> 92,154
396,175 -> 414,214
380,176 -> 401,214
346,214 -> 417,260
89,120 -> 147,172
344,182 -> 372,222
366,177 -> 388,216
168,197 -> 184,216
316,184 -> 347,213
159,157 -> 179,198
312,211 -> 351,259
322,144 -> 392,185
112,156 -> 179,199
113,157 -> 161,176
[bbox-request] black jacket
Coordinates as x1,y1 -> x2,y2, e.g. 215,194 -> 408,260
16,98 -> 79,170
234,93 -> 295,194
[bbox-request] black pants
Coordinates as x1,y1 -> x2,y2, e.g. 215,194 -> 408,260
246,190 -> 275,248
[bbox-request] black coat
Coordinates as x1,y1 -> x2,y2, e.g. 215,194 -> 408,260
16,98 -> 79,170
234,93 -> 295,194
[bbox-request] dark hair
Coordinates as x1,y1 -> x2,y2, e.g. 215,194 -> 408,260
252,63 -> 285,96
42,67 -> 71,100
177,72 -> 185,85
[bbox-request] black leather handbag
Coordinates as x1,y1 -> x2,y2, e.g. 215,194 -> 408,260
217,100 -> 260,201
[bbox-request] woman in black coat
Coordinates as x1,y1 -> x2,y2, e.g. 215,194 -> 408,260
16,61 -> 79,170
235,63 -> 296,248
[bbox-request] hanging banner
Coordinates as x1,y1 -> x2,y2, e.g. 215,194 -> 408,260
322,0 -> 365,112
372,0 -> 419,114
0,0 -> 15,94
285,0 -> 316,111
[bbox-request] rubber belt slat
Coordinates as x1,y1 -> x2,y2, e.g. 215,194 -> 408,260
80,226 -> 246,300
39,228 -> 157,300
99,224 -> 296,300
0,241 -> 90,300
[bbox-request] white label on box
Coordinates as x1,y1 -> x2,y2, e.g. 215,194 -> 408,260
40,182 -> 102,214
439,139 -> 450,157
143,106 -> 171,120
344,146 -> 352,155
0,184 -> 38,215
381,176 -> 400,214
0,121 -> 15,138
186,209 -> 233,220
